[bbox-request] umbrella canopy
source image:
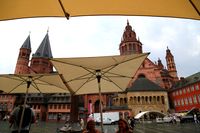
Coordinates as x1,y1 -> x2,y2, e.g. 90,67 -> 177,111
0,0 -> 199,21
50,53 -> 149,95
0,73 -> 69,93
0,73 -> 70,133
50,53 -> 148,132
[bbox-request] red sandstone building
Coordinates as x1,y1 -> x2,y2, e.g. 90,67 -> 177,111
169,72 -> 200,112
83,21 -> 179,116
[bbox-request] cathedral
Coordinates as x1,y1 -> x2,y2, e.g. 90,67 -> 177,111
84,21 -> 179,117
13,21 -> 179,120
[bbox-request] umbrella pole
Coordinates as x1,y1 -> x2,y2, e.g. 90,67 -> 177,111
96,70 -> 104,133
18,80 -> 31,133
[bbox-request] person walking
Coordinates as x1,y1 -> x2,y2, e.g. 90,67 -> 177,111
193,114 -> 199,123
130,117 -> 136,130
9,99 -> 36,133
80,118 -> 85,130
116,118 -> 133,133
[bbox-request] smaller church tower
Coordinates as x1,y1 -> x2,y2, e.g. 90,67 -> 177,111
157,58 -> 164,70
14,35 -> 31,74
30,32 -> 53,73
165,47 -> 178,81
119,20 -> 142,55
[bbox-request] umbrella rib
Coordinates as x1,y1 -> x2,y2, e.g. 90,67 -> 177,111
58,0 -> 70,19
101,70 -> 133,78
31,75 -> 69,93
189,0 -> 200,15
101,74 -> 130,92
101,53 -> 149,72
72,74 -> 96,95
51,59 -> 98,82
29,82 -> 43,93
67,72 -> 94,83
8,81 -> 26,93
17,75 -> 43,93
51,58 -> 97,73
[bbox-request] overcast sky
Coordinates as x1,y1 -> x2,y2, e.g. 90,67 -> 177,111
0,16 -> 199,78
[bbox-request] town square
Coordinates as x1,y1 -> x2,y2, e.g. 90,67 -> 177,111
0,1 -> 200,133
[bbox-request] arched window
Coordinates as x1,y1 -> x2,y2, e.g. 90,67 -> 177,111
161,96 -> 165,104
129,97 -> 133,104
120,98 -> 123,105
145,96 -> 148,103
157,96 -> 160,102
138,97 -> 140,103
124,98 -> 127,104
149,96 -> 152,103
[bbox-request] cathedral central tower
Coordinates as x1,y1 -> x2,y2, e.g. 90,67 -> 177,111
119,20 -> 142,55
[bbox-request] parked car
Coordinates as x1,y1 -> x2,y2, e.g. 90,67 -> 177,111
156,115 -> 180,124
180,115 -> 194,123
163,116 -> 179,123
95,117 -> 117,125
89,112 -> 119,125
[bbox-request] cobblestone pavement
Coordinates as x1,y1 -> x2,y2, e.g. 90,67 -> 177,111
1,121 -> 200,133
96,123 -> 200,133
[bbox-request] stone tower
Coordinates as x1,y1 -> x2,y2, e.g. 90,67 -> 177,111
119,20 -> 178,89
166,47 -> 178,81
14,35 -> 31,74
119,20 -> 142,55
30,32 -> 53,73
15,32 -> 53,74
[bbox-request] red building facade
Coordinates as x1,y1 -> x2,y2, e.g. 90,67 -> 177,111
169,72 -> 200,112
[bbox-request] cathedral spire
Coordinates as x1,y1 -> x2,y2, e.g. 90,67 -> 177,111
15,34 -> 32,74
127,19 -> 129,26
157,58 -> 164,70
30,31 -> 53,73
165,47 -> 178,81
32,32 -> 53,58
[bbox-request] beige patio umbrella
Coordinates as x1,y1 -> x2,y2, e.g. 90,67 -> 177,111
0,73 -> 70,133
0,0 -> 199,21
50,53 -> 149,132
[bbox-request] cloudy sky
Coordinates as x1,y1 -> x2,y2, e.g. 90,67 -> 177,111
0,16 -> 199,78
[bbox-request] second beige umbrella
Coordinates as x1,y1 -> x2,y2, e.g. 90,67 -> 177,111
0,73 -> 70,133
50,53 -> 149,132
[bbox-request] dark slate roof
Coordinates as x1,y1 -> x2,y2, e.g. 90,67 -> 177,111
21,35 -> 31,49
104,105 -> 130,111
170,71 -> 200,91
32,33 -> 53,58
127,77 -> 166,92
160,69 -> 171,77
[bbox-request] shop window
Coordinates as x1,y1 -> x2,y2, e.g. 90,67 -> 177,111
183,89 -> 186,94
185,98 -> 188,105
191,86 -> 194,91
174,101 -> 177,106
193,95 -> 197,104
179,90 -> 182,95
195,85 -> 199,90
181,99 -> 184,106
188,97 -> 193,105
